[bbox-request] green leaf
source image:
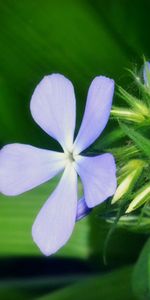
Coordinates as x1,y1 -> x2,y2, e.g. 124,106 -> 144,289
0,0 -> 131,147
37,266 -> 136,300
92,127 -> 125,151
132,238 -> 150,299
94,0 -> 150,57
0,275 -> 82,300
120,123 -> 150,158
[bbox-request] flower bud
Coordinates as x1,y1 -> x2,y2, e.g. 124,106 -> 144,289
110,145 -> 139,162
118,86 -> 149,117
111,107 -> 145,123
126,183 -> 150,213
112,159 -> 145,204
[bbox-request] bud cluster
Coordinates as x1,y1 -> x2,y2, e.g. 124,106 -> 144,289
109,60 -> 150,230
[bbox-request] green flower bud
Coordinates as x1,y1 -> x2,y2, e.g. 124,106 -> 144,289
110,145 -> 139,163
112,159 -> 145,204
118,86 -> 150,117
111,107 -> 145,123
126,182 -> 150,213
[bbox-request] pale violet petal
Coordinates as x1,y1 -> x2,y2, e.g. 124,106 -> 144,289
73,76 -> 114,154
143,61 -> 150,85
32,164 -> 77,256
0,144 -> 66,196
76,197 -> 92,221
75,154 -> 117,208
30,74 -> 76,152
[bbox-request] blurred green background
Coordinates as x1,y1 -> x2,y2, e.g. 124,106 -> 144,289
0,0 -> 150,299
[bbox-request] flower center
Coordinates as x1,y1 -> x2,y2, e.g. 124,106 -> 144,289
66,151 -> 75,163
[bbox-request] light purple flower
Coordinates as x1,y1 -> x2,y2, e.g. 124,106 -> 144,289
143,61 -> 150,85
0,74 -> 117,256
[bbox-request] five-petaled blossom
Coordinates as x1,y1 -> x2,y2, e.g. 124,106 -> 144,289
0,74 -> 117,256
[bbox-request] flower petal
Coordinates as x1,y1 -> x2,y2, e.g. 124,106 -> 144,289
32,164 -> 77,256
30,74 -> 76,152
76,197 -> 92,221
0,144 -> 66,196
74,76 -> 114,154
75,154 -> 117,208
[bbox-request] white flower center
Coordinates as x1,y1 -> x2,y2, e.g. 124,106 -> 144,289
65,151 -> 76,163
